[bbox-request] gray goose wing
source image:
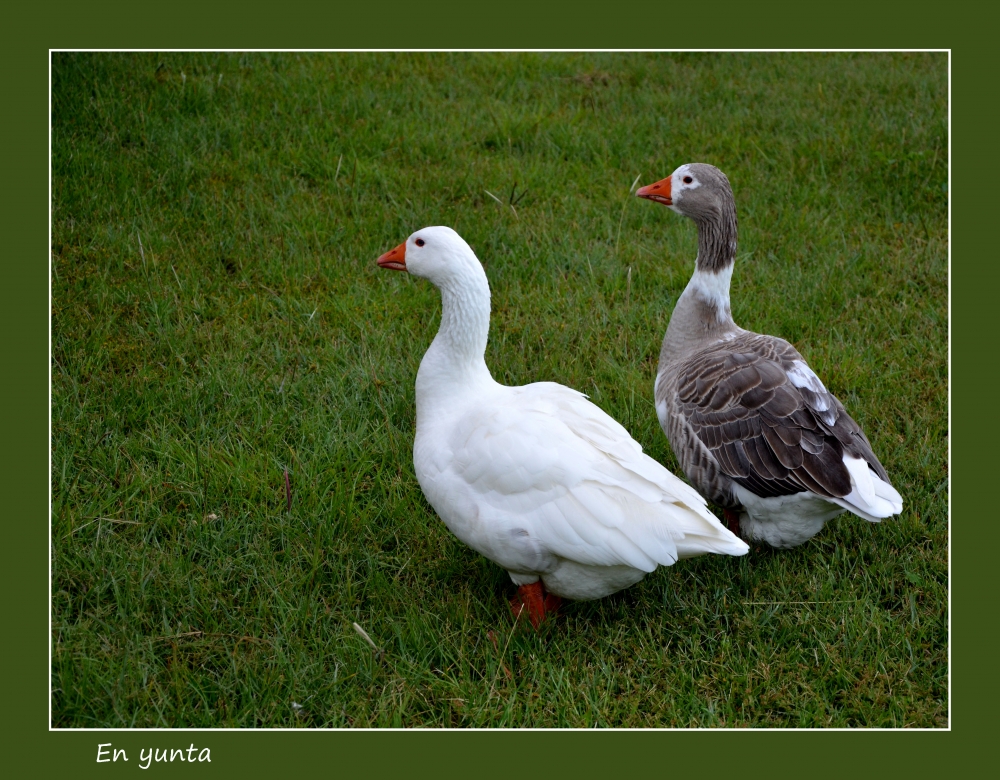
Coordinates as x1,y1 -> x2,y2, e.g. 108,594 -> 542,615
675,333 -> 889,501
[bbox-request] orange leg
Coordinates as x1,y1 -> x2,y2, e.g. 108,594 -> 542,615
510,581 -> 563,629
724,508 -> 742,538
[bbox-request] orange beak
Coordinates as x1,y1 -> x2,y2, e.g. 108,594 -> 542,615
377,241 -> 407,272
635,176 -> 672,206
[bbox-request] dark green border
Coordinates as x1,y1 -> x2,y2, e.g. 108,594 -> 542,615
14,0 -> 988,776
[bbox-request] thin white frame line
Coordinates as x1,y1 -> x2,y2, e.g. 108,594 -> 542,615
945,48 -> 952,732
60,726 -> 946,732
49,48 -> 949,53
48,48 -> 952,733
48,51 -> 54,732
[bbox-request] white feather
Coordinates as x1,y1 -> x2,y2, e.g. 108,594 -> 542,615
830,455 -> 904,523
733,484 -> 845,549
686,266 -> 733,323
786,360 -> 830,410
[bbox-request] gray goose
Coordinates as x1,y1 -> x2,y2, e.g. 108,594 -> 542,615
635,163 -> 902,548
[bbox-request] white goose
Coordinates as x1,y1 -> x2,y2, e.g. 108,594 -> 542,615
636,163 -> 903,548
377,226 -> 748,626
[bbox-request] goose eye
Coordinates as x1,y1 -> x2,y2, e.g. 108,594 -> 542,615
415,238 -> 425,247
683,176 -> 693,184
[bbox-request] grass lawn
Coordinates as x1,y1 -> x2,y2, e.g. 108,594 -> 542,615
51,51 -> 947,728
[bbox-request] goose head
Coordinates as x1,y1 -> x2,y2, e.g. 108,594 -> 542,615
377,225 -> 486,290
377,225 -> 493,382
635,163 -> 734,223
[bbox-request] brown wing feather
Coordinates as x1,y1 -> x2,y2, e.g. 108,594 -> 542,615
675,333 -> 888,500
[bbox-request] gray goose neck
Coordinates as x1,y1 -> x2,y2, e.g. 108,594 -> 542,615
663,196 -> 740,360
693,198 -> 738,275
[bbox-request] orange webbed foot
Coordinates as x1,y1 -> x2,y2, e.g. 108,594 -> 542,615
510,581 -> 561,629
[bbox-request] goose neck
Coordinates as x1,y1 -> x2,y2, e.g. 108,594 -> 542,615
693,202 -> 738,275
415,274 -> 494,411
662,213 -> 740,359
435,277 -> 491,366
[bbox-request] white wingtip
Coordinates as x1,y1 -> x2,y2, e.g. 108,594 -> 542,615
835,456 -> 903,522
